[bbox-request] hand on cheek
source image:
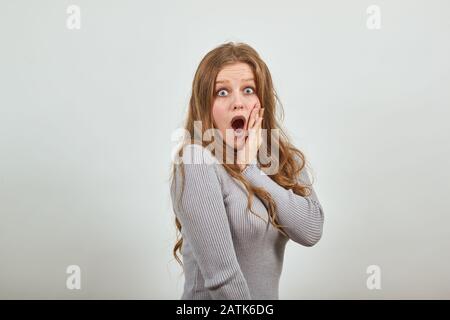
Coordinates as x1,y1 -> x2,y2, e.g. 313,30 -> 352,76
237,103 -> 264,171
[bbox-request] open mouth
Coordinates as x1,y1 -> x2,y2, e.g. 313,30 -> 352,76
230,115 -> 246,137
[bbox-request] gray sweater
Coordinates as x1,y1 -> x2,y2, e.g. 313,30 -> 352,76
170,144 -> 324,300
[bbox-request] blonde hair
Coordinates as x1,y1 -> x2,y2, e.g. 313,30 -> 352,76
170,41 -> 314,266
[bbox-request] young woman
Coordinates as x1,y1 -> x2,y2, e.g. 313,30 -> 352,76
169,42 -> 325,300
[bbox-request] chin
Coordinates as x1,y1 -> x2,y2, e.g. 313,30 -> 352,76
235,141 -> 246,150
226,137 -> 246,151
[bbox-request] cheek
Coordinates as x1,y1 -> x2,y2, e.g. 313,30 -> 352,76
212,102 -> 227,129
251,95 -> 261,105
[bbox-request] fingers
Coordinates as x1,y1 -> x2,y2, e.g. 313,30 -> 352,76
238,104 -> 264,164
259,107 -> 264,119
254,107 -> 264,130
247,103 -> 262,130
247,105 -> 259,130
256,108 -> 264,146
258,108 -> 264,127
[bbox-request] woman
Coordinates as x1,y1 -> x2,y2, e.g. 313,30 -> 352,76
169,41 -> 325,300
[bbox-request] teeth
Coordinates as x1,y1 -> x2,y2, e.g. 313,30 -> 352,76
234,128 -> 245,138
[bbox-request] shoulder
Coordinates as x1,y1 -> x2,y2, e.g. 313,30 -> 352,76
179,144 -> 221,165
170,145 -> 228,207
172,144 -> 224,186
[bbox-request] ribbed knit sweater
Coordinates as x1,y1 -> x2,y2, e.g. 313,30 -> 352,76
170,144 -> 324,300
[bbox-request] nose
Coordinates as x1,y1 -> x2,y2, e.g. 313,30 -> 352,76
233,104 -> 244,111
231,91 -> 246,111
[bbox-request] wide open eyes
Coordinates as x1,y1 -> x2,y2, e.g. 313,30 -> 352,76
216,86 -> 255,97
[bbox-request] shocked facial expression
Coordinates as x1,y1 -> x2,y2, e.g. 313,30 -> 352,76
211,62 -> 260,151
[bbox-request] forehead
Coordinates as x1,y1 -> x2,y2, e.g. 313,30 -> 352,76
216,62 -> 254,83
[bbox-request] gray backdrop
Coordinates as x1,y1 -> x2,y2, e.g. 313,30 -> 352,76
1,0 -> 449,299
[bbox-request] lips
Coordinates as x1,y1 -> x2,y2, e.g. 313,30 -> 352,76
229,115 -> 247,139
230,115 -> 246,130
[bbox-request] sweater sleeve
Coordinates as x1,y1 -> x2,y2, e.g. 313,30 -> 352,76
170,145 -> 252,300
242,164 -> 324,247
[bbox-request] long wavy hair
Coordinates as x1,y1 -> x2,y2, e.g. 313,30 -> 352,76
169,41 -> 315,267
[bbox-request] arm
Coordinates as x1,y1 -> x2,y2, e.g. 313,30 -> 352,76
242,164 -> 324,246
171,145 -> 252,299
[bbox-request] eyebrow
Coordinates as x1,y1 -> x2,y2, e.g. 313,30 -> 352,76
215,78 -> 255,85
